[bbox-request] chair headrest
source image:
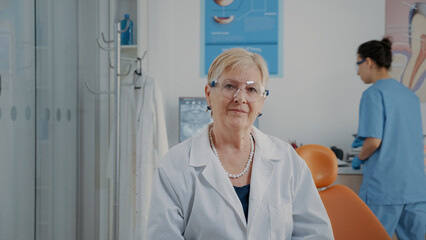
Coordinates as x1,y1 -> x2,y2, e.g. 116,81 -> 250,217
295,144 -> 338,188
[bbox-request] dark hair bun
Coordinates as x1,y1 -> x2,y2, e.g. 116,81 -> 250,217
381,37 -> 392,50
358,37 -> 393,69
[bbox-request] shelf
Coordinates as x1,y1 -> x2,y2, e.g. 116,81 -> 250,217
120,45 -> 137,49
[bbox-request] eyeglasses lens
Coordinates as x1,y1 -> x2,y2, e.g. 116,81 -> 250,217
215,80 -> 266,102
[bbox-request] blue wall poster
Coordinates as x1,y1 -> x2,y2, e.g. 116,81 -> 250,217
202,0 -> 283,77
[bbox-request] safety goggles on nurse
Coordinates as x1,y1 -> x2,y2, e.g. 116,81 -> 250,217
355,58 -> 366,72
209,79 -> 270,102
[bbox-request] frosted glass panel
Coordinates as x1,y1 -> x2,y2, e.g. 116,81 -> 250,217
0,1 -> 80,239
0,0 -> 36,239
35,0 -> 78,239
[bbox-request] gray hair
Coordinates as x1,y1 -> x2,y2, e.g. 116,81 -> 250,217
207,48 -> 269,88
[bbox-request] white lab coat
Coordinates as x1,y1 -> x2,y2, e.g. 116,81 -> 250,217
134,72 -> 169,240
146,126 -> 334,240
107,70 -> 169,240
107,72 -> 137,240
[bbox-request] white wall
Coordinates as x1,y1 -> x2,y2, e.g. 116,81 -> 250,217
146,0 -> 387,155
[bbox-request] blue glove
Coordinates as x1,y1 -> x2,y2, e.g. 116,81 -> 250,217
351,137 -> 364,148
351,156 -> 364,170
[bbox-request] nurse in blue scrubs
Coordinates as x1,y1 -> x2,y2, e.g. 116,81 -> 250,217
353,37 -> 426,239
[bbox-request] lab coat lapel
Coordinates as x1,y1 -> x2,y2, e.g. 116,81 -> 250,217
189,127 -> 247,227
201,159 -> 247,226
247,128 -> 279,229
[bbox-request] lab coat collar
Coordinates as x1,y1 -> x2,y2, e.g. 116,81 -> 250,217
250,126 -> 285,160
189,126 -> 247,227
188,126 -> 285,229
188,126 -> 213,167
189,126 -> 284,167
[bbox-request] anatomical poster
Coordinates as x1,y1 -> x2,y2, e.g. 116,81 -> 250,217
386,0 -> 426,101
202,0 -> 283,77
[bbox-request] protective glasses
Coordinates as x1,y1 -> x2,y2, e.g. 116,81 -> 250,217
210,79 -> 269,103
355,58 -> 366,72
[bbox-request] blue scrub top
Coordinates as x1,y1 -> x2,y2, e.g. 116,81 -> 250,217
357,79 -> 426,205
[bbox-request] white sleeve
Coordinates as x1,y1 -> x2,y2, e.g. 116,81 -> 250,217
153,81 -> 169,160
291,159 -> 334,240
146,167 -> 185,240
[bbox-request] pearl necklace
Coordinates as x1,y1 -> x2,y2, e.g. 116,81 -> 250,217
209,127 -> 254,179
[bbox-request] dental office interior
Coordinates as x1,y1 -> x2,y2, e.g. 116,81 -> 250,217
1,0 -> 426,239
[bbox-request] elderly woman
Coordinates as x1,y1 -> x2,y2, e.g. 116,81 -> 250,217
146,48 -> 333,239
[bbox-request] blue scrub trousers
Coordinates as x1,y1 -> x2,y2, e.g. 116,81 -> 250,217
368,202 -> 426,240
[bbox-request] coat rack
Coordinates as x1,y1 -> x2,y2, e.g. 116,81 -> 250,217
88,19 -> 148,240
88,20 -> 130,240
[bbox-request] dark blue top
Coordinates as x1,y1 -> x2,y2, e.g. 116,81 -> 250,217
233,184 -> 250,222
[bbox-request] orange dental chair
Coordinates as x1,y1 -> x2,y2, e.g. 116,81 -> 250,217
296,144 -> 391,240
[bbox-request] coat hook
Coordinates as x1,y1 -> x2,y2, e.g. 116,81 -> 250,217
83,79 -> 114,95
118,21 -> 130,33
101,32 -> 114,43
97,37 -> 113,51
118,64 -> 132,77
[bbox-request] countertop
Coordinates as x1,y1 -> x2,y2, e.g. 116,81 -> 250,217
338,166 -> 363,175
337,158 -> 363,175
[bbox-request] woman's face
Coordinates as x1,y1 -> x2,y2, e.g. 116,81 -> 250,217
205,65 -> 265,131
357,54 -> 372,84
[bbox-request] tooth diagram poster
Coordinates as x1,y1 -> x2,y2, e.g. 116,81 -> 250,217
386,0 -> 426,101
201,0 -> 283,77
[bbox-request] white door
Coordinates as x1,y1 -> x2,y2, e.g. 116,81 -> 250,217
0,0 -> 36,239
